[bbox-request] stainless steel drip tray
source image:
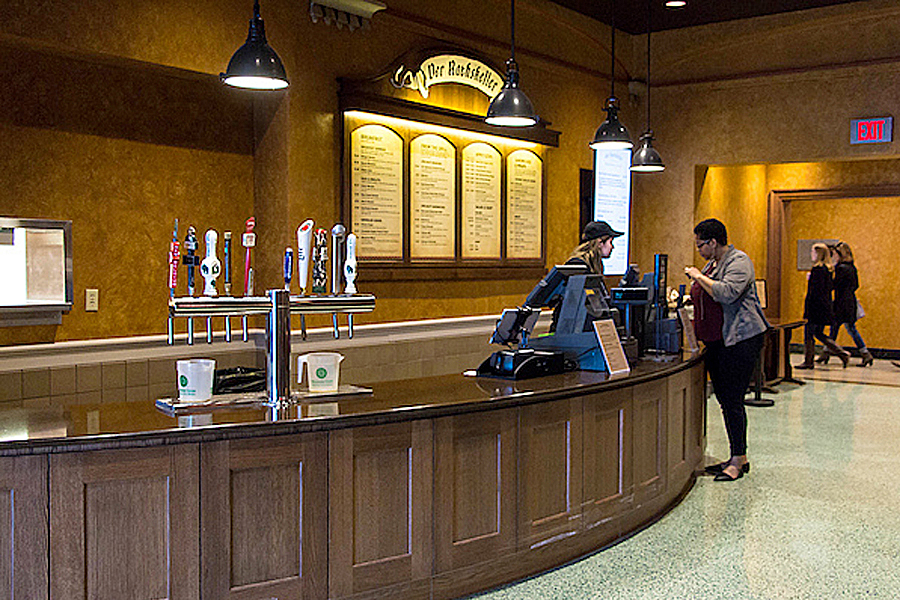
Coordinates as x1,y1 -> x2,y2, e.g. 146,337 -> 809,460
293,384 -> 372,402
156,385 -> 373,415
155,392 -> 268,416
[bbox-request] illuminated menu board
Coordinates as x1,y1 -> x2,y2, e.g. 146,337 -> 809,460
593,148 -> 631,275
411,134 -> 456,259
351,124 -> 404,258
506,149 -> 542,259
462,142 -> 501,259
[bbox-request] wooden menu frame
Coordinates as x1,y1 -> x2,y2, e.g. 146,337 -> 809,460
339,88 -> 558,282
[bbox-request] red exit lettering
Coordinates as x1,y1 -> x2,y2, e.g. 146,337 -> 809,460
858,119 -> 885,141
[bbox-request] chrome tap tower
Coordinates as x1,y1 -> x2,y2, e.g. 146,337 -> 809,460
168,292 -> 375,406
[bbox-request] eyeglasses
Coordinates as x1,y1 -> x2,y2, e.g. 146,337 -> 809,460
696,239 -> 713,249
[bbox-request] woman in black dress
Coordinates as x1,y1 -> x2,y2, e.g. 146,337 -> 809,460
797,243 -> 850,369
818,242 -> 873,367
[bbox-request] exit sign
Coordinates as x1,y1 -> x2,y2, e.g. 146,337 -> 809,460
851,117 -> 892,144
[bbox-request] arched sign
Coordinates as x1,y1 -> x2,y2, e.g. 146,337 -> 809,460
391,54 -> 504,100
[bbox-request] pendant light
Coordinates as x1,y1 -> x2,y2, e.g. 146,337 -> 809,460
485,0 -> 538,127
589,0 -> 632,150
631,0 -> 665,172
221,0 -> 289,90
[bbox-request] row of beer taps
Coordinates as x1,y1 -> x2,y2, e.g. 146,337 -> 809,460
167,216 -> 360,345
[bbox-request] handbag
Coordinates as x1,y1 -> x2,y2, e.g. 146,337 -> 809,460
856,299 -> 866,320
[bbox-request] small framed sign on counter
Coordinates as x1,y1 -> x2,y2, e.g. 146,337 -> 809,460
593,319 -> 630,377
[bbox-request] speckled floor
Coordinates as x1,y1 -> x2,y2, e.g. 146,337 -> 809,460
470,379 -> 900,599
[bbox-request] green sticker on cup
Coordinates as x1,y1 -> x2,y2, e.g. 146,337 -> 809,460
316,367 -> 328,379
180,375 -> 188,386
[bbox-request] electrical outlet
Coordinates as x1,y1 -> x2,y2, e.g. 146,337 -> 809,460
85,289 -> 99,312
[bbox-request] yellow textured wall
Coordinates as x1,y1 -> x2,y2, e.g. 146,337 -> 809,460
693,165 -> 768,277
695,158 -> 900,350
784,196 -> 899,350
0,0 -> 628,344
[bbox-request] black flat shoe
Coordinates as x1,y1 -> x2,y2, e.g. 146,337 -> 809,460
714,464 -> 749,481
705,461 -> 750,475
795,363 -> 815,370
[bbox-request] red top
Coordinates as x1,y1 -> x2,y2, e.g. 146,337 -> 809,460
690,262 -> 724,342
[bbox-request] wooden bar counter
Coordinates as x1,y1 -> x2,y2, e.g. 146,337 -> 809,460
0,354 -> 706,600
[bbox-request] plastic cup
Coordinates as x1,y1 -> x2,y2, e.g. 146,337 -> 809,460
176,359 -> 216,402
297,352 -> 343,393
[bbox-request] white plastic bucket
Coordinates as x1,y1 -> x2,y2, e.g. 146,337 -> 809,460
297,352 -> 343,393
176,358 -> 216,401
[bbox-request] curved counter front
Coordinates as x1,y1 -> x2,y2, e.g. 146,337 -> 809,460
0,355 -> 706,600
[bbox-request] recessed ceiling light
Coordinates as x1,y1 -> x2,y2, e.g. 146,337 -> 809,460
665,0 -> 686,8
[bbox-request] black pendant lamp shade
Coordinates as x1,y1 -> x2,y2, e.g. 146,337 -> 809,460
631,131 -> 665,172
221,0 -> 289,90
486,59 -> 537,127
631,0 -> 665,172
589,1 -> 631,150
485,0 -> 538,127
590,97 -> 632,150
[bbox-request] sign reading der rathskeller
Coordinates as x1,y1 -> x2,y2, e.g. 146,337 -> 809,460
391,54 -> 504,100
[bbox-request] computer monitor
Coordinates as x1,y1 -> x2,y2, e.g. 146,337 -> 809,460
489,307 -> 540,347
523,263 -> 591,308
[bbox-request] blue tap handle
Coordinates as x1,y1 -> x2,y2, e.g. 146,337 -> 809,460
284,247 -> 293,291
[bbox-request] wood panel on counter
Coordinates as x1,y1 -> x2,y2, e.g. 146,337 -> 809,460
329,421 -> 434,600
518,398 -> 584,551
49,445 -> 199,600
200,433 -> 327,600
0,455 -> 48,600
4,358 -> 706,600
434,409 -> 517,574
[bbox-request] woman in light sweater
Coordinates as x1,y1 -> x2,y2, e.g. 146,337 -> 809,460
685,218 -> 769,482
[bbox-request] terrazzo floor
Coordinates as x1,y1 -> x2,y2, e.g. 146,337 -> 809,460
469,376 -> 900,600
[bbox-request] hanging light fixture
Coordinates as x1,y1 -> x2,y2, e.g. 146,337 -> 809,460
221,0 -> 289,90
589,0 -> 632,150
631,0 -> 665,172
485,0 -> 538,127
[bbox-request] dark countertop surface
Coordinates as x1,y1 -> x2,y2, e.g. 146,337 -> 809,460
0,354 -> 702,456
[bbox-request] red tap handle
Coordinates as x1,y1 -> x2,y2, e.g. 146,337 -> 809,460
242,217 -> 256,295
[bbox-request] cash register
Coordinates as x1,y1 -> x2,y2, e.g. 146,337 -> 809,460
477,264 -> 619,378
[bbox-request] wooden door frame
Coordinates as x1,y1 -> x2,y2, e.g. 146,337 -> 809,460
766,184 -> 900,319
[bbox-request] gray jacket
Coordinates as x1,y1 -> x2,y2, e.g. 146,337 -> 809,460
707,245 -> 770,346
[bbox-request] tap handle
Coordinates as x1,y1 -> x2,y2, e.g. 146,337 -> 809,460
200,229 -> 221,297
242,217 -> 256,296
183,226 -> 198,296
168,219 -> 180,297
296,220 -> 314,294
331,224 -> 346,295
344,233 -> 358,294
223,231 -> 232,295
312,228 -> 328,294
284,247 -> 293,291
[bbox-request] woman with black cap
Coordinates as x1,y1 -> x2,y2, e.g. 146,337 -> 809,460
566,220 -> 623,277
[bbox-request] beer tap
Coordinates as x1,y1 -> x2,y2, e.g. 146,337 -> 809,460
331,224 -> 346,338
241,217 -> 256,342
223,231 -> 233,341
344,232 -> 358,338
182,226 -> 199,345
312,228 -> 328,294
167,219 -> 180,345
200,229 -> 221,343
283,247 -> 293,291
296,220 -> 313,340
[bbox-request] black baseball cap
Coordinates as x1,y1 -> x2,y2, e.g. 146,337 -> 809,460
582,220 -> 624,242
